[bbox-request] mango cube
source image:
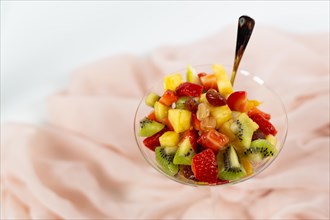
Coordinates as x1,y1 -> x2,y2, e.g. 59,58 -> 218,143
168,109 -> 192,133
247,100 -> 261,111
164,73 -> 183,91
159,131 -> 180,147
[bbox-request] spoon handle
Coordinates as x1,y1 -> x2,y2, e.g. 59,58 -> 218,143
231,15 -> 255,86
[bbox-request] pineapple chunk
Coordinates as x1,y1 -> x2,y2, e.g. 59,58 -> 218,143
154,101 -> 169,122
210,105 -> 232,128
199,93 -> 208,104
219,119 -> 236,141
266,134 -> 277,146
164,73 -> 183,91
159,131 -> 180,147
186,65 -> 200,84
212,64 -> 233,97
168,109 -> 192,133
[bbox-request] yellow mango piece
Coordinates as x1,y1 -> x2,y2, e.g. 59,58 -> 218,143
164,73 -> 183,91
212,64 -> 233,97
154,101 -> 169,122
247,100 -> 261,111
159,131 -> 180,147
241,157 -> 254,176
168,109 -> 192,133
210,105 -> 232,128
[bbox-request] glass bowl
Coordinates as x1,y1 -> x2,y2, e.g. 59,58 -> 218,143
134,64 -> 288,187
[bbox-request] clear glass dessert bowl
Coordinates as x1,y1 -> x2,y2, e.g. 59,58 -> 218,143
134,64 -> 288,187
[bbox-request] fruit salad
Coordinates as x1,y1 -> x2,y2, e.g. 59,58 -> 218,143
138,64 -> 278,185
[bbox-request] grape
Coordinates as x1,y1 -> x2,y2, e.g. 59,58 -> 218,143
197,103 -> 210,120
175,97 -> 198,112
180,165 -> 195,180
206,89 -> 227,106
185,97 -> 198,112
200,117 -> 217,131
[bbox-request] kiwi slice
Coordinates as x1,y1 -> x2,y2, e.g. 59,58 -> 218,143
138,117 -> 165,137
244,139 -> 277,162
230,113 -> 259,148
145,92 -> 160,107
175,96 -> 198,112
217,145 -> 246,181
173,138 -> 196,165
155,146 -> 179,176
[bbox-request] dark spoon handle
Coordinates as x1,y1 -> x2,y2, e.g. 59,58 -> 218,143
231,15 -> 255,86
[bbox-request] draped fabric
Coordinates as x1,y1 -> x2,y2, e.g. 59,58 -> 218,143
1,27 -> 329,219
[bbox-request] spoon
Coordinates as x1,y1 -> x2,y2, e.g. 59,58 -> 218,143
230,15 -> 255,86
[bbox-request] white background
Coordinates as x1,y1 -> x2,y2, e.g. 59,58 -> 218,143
1,1 -> 329,123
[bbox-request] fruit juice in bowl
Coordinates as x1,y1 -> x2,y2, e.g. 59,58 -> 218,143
134,64 -> 288,187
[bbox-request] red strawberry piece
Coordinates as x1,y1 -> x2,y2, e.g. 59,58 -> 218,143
143,128 -> 167,151
164,117 -> 174,131
175,82 -> 203,97
197,129 -> 229,152
192,149 -> 218,183
249,114 -> 277,136
159,90 -> 178,106
248,107 -> 271,120
227,91 -> 248,112
192,113 -> 202,131
198,73 -> 218,91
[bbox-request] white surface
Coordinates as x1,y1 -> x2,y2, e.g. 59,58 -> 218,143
1,1 -> 329,123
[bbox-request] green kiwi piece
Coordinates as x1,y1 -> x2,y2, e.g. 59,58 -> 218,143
173,138 -> 196,165
138,117 -> 165,137
244,139 -> 277,162
145,92 -> 160,107
155,146 -> 179,176
175,97 -> 189,109
217,145 -> 246,181
230,113 -> 259,148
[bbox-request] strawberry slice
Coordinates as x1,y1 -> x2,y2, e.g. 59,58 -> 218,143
198,72 -> 218,91
197,129 -> 229,152
227,91 -> 248,112
248,107 -> 271,120
143,128 -> 167,151
159,90 -> 178,106
192,149 -> 218,183
192,113 -> 202,131
175,82 -> 203,97
249,113 -> 277,136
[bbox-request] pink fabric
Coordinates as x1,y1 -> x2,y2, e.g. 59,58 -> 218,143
1,27 -> 329,219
